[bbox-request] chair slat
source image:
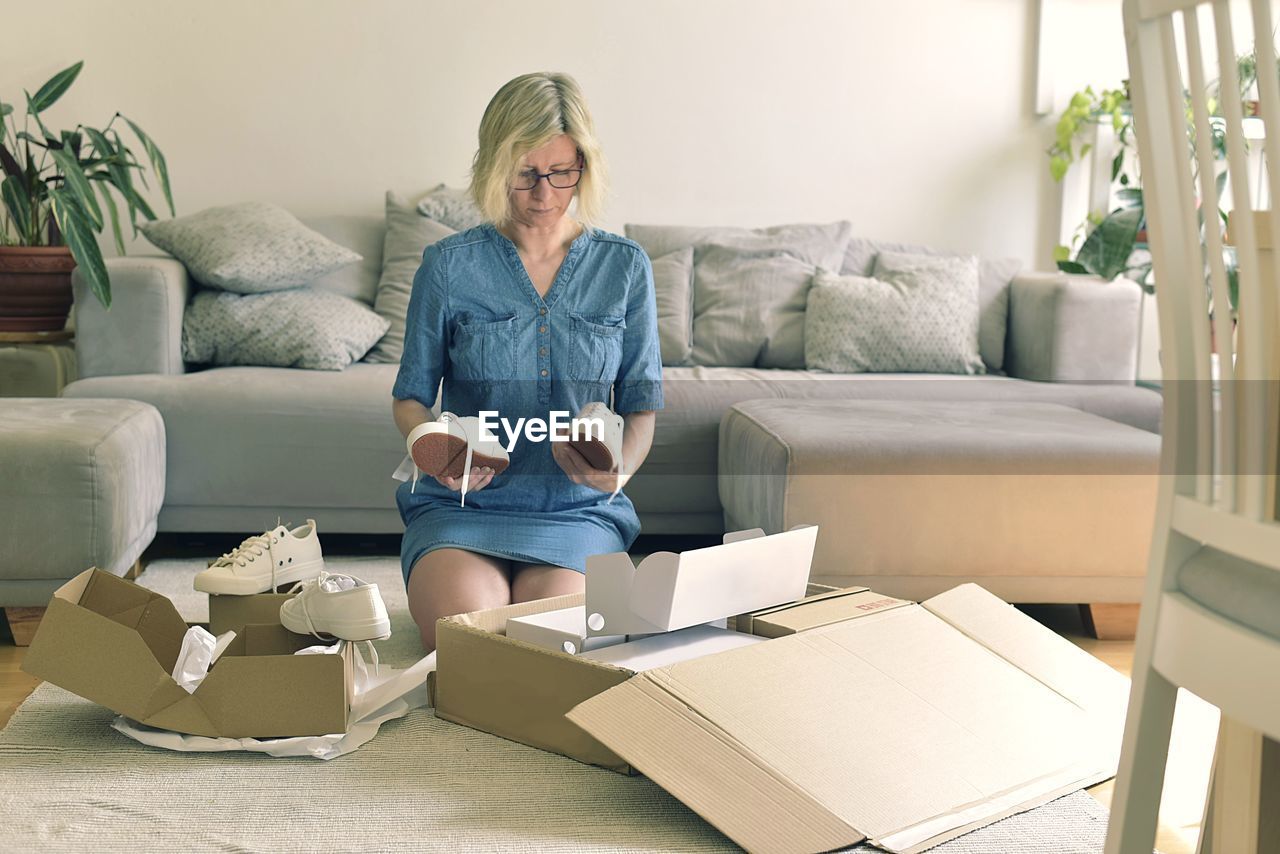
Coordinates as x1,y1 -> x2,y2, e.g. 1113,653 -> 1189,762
1172,494 -> 1280,570
1212,0 -> 1271,520
1177,11 -> 1228,507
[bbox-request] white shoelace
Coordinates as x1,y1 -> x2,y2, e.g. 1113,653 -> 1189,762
607,453 -> 626,505
212,530 -> 281,587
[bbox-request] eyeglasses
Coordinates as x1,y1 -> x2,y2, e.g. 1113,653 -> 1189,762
511,166 -> 585,191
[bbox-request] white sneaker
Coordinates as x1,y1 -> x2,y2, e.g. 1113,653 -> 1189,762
279,571 -> 391,642
563,402 -> 627,503
407,411 -> 510,505
193,520 -> 326,595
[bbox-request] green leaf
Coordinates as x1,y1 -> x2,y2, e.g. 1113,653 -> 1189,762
1052,244 -> 1072,262
2,175 -> 32,242
120,115 -> 173,216
93,177 -> 125,255
29,61 -> 84,114
1075,206 -> 1144,280
47,186 -> 111,309
1056,260 -> 1090,274
49,148 -> 103,231
1050,156 -> 1068,182
0,102 -> 12,119
0,141 -> 25,188
1111,150 -> 1124,182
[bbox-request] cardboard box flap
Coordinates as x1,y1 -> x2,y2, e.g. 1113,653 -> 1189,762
79,569 -> 188,672
451,591 -> 584,635
920,584 -> 1131,728
569,600 -> 1125,853
22,590 -> 187,723
567,675 -> 861,854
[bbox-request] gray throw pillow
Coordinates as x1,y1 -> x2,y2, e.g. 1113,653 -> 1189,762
416,183 -> 486,232
367,191 -> 457,363
183,289 -> 390,371
805,250 -> 984,374
841,237 -> 1021,373
691,245 -> 815,368
141,201 -> 362,294
299,214 -> 386,305
652,246 -> 694,366
625,221 -> 852,272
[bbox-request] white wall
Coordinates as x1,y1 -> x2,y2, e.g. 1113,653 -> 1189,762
4,0 -> 1135,270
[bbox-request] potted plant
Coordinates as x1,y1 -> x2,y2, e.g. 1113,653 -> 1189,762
1047,77 -> 1242,323
0,61 -> 174,331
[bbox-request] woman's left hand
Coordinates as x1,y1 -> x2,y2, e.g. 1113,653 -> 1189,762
551,440 -> 627,495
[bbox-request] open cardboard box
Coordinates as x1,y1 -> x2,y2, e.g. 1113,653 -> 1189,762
22,568 -> 353,738
434,529 -> 1132,853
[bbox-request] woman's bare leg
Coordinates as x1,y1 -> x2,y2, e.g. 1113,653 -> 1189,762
407,548 -> 512,652
510,563 -> 585,604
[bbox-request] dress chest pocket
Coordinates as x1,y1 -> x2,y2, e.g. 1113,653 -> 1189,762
567,312 -> 625,382
451,314 -> 517,381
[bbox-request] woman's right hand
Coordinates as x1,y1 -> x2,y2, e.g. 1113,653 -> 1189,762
434,466 -> 497,493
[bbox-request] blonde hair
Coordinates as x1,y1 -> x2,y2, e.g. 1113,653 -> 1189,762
469,72 -> 609,232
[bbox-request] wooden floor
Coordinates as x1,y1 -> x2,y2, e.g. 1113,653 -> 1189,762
0,550 -> 1210,853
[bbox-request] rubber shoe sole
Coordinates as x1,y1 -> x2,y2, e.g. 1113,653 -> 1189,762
279,607 -> 391,642
410,430 -> 509,479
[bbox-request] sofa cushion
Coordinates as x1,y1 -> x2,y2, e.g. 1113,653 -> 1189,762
652,246 -> 694,366
63,364 -> 406,520
298,214 -> 385,305
841,237 -> 1022,373
367,191 -> 457,364
805,251 -> 983,374
141,201 -> 362,294
690,245 -> 815,368
183,289 -> 389,371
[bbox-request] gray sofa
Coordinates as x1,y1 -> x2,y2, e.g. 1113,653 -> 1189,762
62,215 -> 1161,572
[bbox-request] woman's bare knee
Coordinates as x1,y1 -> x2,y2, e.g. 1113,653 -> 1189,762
510,564 -> 585,604
407,549 -> 511,651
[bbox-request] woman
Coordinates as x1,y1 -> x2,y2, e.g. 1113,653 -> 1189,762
391,72 -> 663,652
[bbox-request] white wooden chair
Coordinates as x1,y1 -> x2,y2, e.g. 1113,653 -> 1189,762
1112,2 -> 1280,853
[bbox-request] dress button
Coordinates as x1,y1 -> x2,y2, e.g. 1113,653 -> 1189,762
540,369 -> 548,377
538,346 -> 547,356
539,307 -> 547,316
538,325 -> 547,334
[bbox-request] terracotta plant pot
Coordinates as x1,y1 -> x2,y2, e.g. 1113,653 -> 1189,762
0,246 -> 76,332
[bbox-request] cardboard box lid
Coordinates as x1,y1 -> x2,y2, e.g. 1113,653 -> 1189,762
586,526 -> 818,638
567,583 -> 1130,854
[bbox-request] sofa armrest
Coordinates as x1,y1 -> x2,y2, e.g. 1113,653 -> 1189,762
71,256 -> 189,378
1005,272 -> 1142,383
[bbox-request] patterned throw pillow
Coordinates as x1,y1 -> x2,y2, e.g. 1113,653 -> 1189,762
182,289 -> 390,371
366,191 -> 457,363
804,250 -> 984,374
141,201 -> 362,294
416,184 -> 486,231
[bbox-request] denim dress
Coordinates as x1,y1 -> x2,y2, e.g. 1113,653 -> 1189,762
393,222 -> 664,583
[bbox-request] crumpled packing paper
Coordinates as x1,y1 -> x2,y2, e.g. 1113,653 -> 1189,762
111,650 -> 436,760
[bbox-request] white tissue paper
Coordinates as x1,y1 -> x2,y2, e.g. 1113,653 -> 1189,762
112,647 -> 436,760
391,453 -> 415,482
171,625 -> 237,693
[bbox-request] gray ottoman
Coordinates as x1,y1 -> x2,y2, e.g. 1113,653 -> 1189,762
718,399 -> 1159,618
1,398 -> 165,642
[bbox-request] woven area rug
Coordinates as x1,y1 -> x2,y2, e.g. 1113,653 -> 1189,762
0,557 -> 1119,853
